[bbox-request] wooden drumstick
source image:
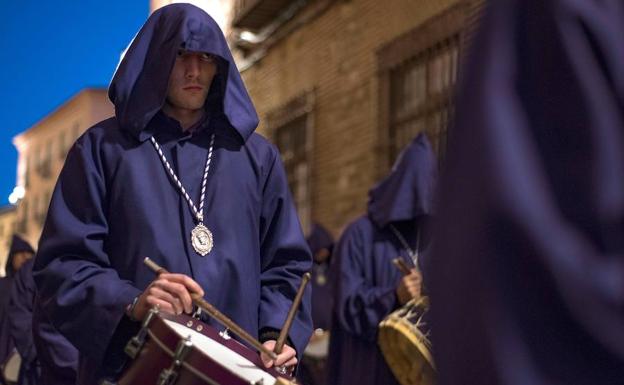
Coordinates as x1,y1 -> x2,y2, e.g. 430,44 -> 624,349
273,272 -> 311,355
392,257 -> 413,276
143,257 -> 278,361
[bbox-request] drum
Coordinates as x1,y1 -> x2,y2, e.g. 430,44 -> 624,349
298,329 -> 329,385
303,329 -> 329,360
117,309 -> 294,385
2,349 -> 21,385
378,296 -> 435,385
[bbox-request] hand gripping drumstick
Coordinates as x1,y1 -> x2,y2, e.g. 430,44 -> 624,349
392,257 -> 413,276
143,257 -> 278,361
273,272 -> 311,355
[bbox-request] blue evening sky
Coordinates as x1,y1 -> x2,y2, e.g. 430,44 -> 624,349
0,1 -> 147,205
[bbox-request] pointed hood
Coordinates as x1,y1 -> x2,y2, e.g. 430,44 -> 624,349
306,223 -> 334,256
5,234 -> 34,277
368,133 -> 437,228
108,3 -> 259,141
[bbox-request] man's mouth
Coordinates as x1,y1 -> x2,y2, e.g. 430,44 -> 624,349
183,85 -> 203,91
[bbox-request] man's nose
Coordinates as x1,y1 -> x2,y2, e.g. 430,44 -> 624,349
185,56 -> 201,78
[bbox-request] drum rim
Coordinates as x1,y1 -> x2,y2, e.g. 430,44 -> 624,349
157,312 -> 288,380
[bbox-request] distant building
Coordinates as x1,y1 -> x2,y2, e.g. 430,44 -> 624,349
0,205 -> 17,276
12,88 -> 114,247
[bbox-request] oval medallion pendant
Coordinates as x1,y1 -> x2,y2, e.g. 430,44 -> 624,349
191,223 -> 213,256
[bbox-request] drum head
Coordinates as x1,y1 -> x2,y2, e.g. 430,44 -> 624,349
164,319 -> 276,384
2,351 -> 21,383
303,331 -> 329,359
378,297 -> 435,385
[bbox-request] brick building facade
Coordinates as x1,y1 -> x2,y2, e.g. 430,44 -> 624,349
233,0 -> 485,235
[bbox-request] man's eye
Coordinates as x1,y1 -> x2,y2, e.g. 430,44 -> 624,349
201,53 -> 215,62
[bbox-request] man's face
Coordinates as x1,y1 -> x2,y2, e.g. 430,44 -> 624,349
12,251 -> 33,272
165,49 -> 218,112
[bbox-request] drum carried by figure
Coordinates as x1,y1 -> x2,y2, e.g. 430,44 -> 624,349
108,258 -> 310,385
378,227 -> 435,385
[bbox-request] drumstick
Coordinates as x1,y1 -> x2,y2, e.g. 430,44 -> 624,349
392,257 -> 413,276
143,257 -> 278,361
274,272 -> 311,355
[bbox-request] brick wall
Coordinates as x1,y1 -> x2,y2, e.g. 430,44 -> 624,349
240,0 -> 463,236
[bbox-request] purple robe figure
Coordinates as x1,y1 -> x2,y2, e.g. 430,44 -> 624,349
8,259 -> 38,385
33,4 -> 312,385
9,255 -> 78,385
0,235 -> 34,381
429,1 -> 624,385
327,133 -> 437,385
297,223 -> 334,385
307,223 -> 335,332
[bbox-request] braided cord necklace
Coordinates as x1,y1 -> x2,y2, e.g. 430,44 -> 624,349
150,133 -> 216,256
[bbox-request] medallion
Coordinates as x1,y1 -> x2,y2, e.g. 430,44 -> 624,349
191,223 -> 214,256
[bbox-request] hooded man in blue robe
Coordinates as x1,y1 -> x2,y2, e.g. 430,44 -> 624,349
327,133 -> 437,385
298,223 -> 334,385
0,235 -> 34,385
8,258 -> 39,385
429,1 -> 624,384
9,255 -> 78,385
33,4 -> 313,384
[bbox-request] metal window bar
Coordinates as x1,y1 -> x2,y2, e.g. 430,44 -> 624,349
388,34 -> 460,164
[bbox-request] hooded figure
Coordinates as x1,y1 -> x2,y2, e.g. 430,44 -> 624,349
430,1 -> 624,385
327,133 -> 437,385
33,4 -> 312,384
297,224 -> 334,385
307,223 -> 335,332
0,235 -> 34,373
9,255 -> 78,385
8,258 -> 39,385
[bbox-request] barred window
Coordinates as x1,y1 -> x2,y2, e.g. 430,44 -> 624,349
389,38 -> 459,162
377,1 -> 486,171
275,116 -> 310,233
59,131 -> 66,159
268,92 -> 315,235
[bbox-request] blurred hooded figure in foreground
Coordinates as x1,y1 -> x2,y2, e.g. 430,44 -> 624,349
430,1 -> 624,384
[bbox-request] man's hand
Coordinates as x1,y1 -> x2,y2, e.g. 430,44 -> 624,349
396,269 -> 422,305
130,273 -> 205,321
260,340 -> 297,375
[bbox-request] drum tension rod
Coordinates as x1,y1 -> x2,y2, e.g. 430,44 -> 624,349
125,306 -> 159,359
158,336 -> 193,385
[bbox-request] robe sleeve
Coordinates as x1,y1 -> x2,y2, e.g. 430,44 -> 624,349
258,146 -> 313,358
33,135 -> 141,367
332,219 -> 398,342
8,260 -> 36,364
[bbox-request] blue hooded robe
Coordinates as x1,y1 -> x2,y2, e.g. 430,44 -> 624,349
33,4 -> 312,384
430,1 -> 624,384
297,224 -> 334,385
307,223 -> 334,332
0,235 -> 35,374
8,258 -> 38,385
8,255 -> 78,385
327,134 -> 437,385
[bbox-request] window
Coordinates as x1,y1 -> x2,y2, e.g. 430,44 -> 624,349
72,122 -> 81,141
24,155 -> 30,188
388,38 -> 459,163
377,1 -> 485,172
59,131 -> 66,160
17,200 -> 28,234
38,141 -> 52,179
268,91 -> 315,234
